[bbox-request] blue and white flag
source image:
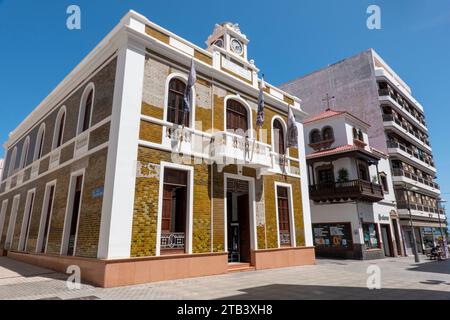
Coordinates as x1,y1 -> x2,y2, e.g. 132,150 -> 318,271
287,105 -> 298,148
183,59 -> 197,114
256,75 -> 266,127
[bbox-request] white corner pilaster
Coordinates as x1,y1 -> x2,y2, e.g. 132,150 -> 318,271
297,121 -> 314,247
97,25 -> 146,259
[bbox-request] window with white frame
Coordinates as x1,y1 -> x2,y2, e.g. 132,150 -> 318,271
78,84 -> 95,134
7,147 -> 17,177
19,137 -> 30,170
52,107 -> 66,150
34,123 -> 46,161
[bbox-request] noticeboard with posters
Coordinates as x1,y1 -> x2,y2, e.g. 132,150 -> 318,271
313,223 -> 353,249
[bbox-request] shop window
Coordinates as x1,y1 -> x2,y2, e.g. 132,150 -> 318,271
161,168 -> 188,254
363,223 -> 380,249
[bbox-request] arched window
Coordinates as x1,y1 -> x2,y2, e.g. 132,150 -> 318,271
226,99 -> 248,134
167,78 -> 189,127
53,108 -> 66,150
7,147 -> 17,177
273,119 -> 286,155
19,137 -> 30,169
78,84 -> 94,134
322,126 -> 334,141
33,123 -> 45,161
309,129 -> 321,144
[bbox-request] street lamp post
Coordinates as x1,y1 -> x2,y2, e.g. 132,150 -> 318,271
405,184 -> 420,263
437,199 -> 448,259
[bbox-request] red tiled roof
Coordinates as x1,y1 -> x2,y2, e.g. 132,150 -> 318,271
306,145 -> 358,159
303,108 -> 371,127
303,109 -> 346,124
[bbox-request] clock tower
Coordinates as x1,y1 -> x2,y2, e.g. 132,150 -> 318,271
206,22 -> 250,62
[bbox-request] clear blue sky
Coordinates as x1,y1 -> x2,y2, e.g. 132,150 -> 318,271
0,1 -> 449,206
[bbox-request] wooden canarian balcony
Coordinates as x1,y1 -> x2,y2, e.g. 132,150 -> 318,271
309,179 -> 384,203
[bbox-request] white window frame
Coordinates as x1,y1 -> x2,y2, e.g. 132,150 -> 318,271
274,182 -> 297,248
155,161 -> 194,256
52,106 -> 67,150
19,136 -> 30,170
7,147 -> 17,177
271,115 -> 289,156
60,169 -> 85,256
36,180 -> 57,253
223,173 -> 258,252
33,123 -> 46,161
223,95 -> 254,138
0,200 -> 9,243
18,188 -> 36,252
163,73 -> 196,129
77,83 -> 95,134
5,195 -> 20,249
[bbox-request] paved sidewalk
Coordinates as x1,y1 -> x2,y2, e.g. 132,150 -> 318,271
0,256 -> 449,300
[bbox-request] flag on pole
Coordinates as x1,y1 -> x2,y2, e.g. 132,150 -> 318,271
287,105 -> 298,148
256,75 -> 266,127
183,59 -> 197,115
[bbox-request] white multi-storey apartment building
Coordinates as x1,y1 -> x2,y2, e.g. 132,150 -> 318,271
281,49 -> 446,256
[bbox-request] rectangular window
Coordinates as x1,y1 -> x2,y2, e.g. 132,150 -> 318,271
19,190 -> 35,252
5,196 -> 20,249
160,168 -> 188,254
62,174 -> 84,256
363,223 -> 380,249
0,200 -> 8,243
38,184 -> 55,253
317,168 -> 334,184
277,186 -> 291,247
380,174 -> 389,193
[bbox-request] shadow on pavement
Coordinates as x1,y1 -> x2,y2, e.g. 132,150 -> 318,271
216,284 -> 450,300
407,259 -> 450,276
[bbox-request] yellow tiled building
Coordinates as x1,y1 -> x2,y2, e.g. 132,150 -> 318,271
0,11 -> 314,287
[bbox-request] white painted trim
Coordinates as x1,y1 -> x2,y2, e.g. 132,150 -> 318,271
36,180 -> 57,253
223,95 -> 254,139
155,161 -> 194,256
4,194 -> 20,249
97,38 -> 146,259
18,188 -> 36,251
223,173 -> 258,253
274,182 -> 297,248
0,199 -> 9,243
76,82 -> 95,134
163,72 -> 196,129
60,169 -> 86,256
33,123 -> 46,161
52,106 -> 67,150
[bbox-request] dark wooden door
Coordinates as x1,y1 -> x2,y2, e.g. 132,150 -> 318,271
237,194 -> 251,263
277,187 -> 291,247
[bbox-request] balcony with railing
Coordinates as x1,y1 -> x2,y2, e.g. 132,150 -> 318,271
378,85 -> 427,129
387,141 -> 436,172
382,114 -> 431,149
210,131 -> 272,170
309,179 -> 384,203
391,168 -> 440,194
396,200 -> 446,222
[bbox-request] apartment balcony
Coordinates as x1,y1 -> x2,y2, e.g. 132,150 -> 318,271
378,89 -> 428,131
382,114 -> 431,151
387,141 -> 436,173
309,179 -> 384,203
211,131 -> 272,170
391,168 -> 440,196
396,200 -> 447,223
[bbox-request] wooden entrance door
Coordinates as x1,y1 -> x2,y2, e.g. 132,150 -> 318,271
380,224 -> 394,257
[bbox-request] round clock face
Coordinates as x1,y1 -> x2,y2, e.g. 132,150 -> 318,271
213,39 -> 224,48
230,38 -> 243,55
